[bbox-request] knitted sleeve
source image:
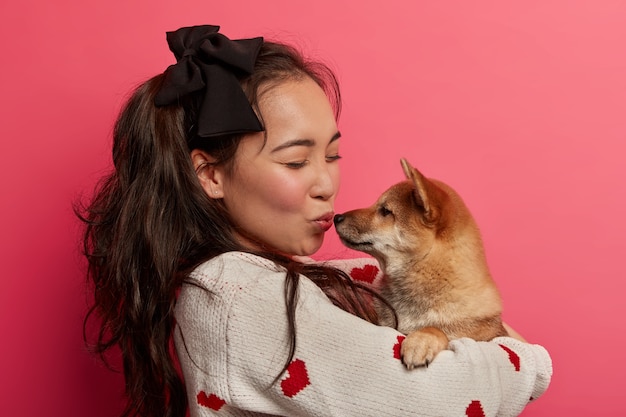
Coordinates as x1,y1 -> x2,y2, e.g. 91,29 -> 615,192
318,256 -> 385,286
175,253 -> 552,417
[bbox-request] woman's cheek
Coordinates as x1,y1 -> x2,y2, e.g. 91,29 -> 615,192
272,174 -> 309,211
331,164 -> 341,194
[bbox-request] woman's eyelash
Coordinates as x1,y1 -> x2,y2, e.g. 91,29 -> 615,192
285,161 -> 308,169
284,155 -> 341,168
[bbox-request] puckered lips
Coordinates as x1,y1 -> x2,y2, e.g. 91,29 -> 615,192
313,212 -> 335,232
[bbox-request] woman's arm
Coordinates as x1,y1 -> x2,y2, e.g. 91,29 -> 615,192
318,256 -> 385,287
177,253 -> 552,417
503,322 -> 528,342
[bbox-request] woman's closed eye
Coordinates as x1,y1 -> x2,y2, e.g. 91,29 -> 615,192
284,160 -> 309,169
284,154 -> 341,169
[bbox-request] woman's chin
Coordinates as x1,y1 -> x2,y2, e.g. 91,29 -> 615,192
290,235 -> 324,258
304,235 -> 325,256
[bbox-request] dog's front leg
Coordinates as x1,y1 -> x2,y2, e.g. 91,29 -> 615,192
401,327 -> 449,369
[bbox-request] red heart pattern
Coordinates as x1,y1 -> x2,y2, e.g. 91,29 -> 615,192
194,264 -> 526,415
466,400 -> 486,417
393,335 -> 406,360
349,264 -> 379,284
498,344 -> 521,371
197,391 -> 226,411
281,359 -> 310,398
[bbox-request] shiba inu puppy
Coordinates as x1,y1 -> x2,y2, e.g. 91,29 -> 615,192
334,159 -> 507,369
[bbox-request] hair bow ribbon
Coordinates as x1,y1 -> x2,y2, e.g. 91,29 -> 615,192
155,25 -> 264,138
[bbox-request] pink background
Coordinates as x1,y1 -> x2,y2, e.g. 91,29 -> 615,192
1,1 -> 624,415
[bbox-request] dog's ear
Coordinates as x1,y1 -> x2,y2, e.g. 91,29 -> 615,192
400,159 -> 437,222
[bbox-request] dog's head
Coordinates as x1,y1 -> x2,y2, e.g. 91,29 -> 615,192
334,159 -> 472,271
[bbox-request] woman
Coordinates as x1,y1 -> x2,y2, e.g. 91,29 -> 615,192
79,25 -> 552,417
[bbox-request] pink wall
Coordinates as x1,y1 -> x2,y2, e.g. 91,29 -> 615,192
1,1 -> 624,415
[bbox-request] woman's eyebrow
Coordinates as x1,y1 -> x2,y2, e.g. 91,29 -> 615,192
330,131 -> 342,143
271,139 -> 315,153
271,131 -> 341,153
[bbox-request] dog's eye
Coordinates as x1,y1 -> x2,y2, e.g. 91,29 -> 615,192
379,206 -> 393,217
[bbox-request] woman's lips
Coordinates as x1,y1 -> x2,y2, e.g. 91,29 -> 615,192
313,213 -> 334,232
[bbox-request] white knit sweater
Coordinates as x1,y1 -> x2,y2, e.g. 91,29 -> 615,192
174,252 -> 552,416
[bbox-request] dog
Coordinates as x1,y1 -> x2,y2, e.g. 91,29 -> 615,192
334,159 -> 507,369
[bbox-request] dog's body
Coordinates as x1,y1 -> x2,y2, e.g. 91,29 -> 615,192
334,159 -> 507,368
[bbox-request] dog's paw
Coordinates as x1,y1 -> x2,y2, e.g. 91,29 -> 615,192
401,327 -> 449,370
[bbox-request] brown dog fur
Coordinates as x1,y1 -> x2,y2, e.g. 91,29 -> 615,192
334,159 -> 507,368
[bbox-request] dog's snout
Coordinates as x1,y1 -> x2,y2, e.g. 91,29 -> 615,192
333,214 -> 345,225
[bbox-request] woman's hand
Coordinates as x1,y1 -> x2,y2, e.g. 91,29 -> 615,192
503,322 -> 527,342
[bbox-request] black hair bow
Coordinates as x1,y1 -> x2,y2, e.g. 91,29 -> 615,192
155,25 -> 264,138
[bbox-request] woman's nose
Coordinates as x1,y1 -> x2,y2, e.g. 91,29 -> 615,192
312,162 -> 338,200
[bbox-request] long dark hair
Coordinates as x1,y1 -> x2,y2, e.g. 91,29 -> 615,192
78,41 -> 388,417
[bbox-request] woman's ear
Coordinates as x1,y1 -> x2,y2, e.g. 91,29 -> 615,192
190,149 -> 225,199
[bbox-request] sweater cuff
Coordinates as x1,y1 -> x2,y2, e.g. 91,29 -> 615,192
492,337 -> 553,402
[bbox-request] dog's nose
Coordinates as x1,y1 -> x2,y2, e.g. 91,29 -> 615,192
333,214 -> 344,225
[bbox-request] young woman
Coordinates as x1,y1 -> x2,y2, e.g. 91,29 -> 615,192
80,25 -> 552,417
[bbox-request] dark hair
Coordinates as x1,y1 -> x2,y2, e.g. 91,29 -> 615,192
78,41 -> 387,417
